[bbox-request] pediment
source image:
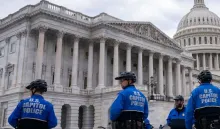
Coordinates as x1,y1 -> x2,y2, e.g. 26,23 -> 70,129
106,22 -> 181,50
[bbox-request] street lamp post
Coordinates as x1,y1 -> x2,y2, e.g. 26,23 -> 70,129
147,76 -> 157,100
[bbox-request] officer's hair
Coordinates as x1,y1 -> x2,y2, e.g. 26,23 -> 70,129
201,79 -> 211,83
33,88 -> 44,94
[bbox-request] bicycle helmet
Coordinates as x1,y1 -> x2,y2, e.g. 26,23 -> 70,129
26,79 -> 47,92
197,70 -> 212,83
115,71 -> 136,83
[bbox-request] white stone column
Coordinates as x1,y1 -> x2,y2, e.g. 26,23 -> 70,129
158,54 -> 164,95
209,53 -> 213,70
36,26 -> 47,79
17,31 -> 29,86
196,37 -> 199,45
71,36 -> 80,89
87,41 -> 94,90
201,36 -> 204,44
207,36 -> 210,44
213,36 -> 216,44
203,53 -> 206,70
167,57 -> 173,98
0,38 -> 10,93
148,51 -> 154,93
12,33 -> 22,87
138,48 -> 143,85
217,54 -> 219,70
181,66 -> 186,97
189,68 -> 193,94
175,59 -> 181,95
54,31 -> 64,88
217,37 -> 220,44
97,37 -> 106,89
126,44 -> 132,72
196,54 -> 200,70
113,41 -> 119,86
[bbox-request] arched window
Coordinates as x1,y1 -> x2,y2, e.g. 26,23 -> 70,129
61,104 -> 71,129
78,106 -> 84,129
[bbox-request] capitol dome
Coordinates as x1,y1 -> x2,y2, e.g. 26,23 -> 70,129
177,0 -> 220,32
174,0 -> 220,75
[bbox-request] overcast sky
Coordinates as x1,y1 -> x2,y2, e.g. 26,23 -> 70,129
0,0 -> 219,38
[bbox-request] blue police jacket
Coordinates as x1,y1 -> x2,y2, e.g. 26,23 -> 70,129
166,107 -> 186,125
110,85 -> 149,121
185,83 -> 220,129
144,118 -> 152,129
8,94 -> 57,128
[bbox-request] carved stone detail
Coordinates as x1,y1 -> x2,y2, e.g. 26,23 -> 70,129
83,71 -> 87,77
38,25 -> 48,33
68,68 -> 72,75
16,32 -> 22,39
61,68 -> 64,76
21,30 -> 27,37
108,23 -> 181,49
42,64 -> 47,74
0,68 -> 3,78
5,37 -> 10,44
57,31 -> 65,39
74,35 -> 81,42
51,65 -> 55,75
5,63 -> 14,76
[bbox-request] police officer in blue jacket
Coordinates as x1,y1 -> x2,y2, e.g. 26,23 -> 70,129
166,95 -> 186,129
110,71 -> 150,129
8,79 -> 57,129
185,70 -> 220,129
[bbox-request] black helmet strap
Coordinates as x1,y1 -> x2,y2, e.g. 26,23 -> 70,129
31,88 -> 37,95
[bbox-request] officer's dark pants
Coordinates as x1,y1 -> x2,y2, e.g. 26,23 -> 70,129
112,120 -> 144,129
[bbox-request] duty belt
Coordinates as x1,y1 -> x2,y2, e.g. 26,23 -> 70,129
112,120 -> 144,129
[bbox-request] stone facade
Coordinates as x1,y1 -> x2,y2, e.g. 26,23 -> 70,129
0,0 -> 204,129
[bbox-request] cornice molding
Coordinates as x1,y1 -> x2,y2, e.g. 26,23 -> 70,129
174,26 -> 220,39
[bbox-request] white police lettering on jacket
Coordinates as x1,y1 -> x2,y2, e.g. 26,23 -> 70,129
129,91 -> 145,107
199,89 -> 218,104
22,98 -> 46,115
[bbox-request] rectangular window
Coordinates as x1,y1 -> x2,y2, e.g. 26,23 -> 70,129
69,74 -> 72,87
84,77 -> 87,89
0,47 -> 4,57
2,107 -> 7,127
10,43 -> 16,53
52,72 -> 55,84
7,71 -> 12,89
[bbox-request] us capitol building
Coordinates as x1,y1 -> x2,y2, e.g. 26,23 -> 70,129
0,0 -> 219,128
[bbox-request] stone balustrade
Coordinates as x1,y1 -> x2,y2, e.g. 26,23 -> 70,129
0,0 -> 120,27
46,85 -> 149,96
